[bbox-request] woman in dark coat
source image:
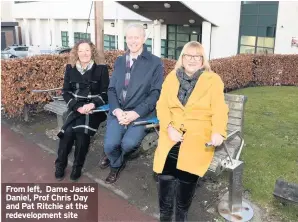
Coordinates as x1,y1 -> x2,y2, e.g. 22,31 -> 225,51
55,40 -> 109,181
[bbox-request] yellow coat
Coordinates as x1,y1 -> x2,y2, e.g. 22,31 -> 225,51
153,70 -> 229,177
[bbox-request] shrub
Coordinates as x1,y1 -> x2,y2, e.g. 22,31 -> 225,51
1,52 -> 298,118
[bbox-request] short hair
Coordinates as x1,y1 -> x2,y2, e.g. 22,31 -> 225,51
175,41 -> 211,72
125,23 -> 146,38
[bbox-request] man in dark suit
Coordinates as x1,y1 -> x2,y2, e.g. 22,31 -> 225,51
99,24 -> 164,184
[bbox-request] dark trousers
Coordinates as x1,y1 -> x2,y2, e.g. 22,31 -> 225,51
104,116 -> 146,168
55,131 -> 91,170
158,143 -> 199,222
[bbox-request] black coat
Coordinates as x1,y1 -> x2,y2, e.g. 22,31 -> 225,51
57,63 -> 109,138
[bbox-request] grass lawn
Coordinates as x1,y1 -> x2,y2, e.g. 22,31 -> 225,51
230,86 -> 298,221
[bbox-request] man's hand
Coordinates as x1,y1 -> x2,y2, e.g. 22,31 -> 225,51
114,109 -> 126,123
211,133 -> 224,147
167,125 -> 183,143
119,111 -> 140,125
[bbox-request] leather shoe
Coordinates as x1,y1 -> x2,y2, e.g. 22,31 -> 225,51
105,162 -> 126,184
99,155 -> 110,169
55,166 -> 65,181
70,167 -> 82,182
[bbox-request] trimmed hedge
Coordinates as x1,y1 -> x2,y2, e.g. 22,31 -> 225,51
210,54 -> 255,91
1,52 -> 298,118
253,54 -> 298,86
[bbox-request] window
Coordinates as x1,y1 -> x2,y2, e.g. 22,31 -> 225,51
238,1 -> 278,54
74,32 -> 91,44
145,38 -> 152,52
104,35 -> 116,50
166,25 -> 201,59
61,31 -> 69,47
161,39 -> 167,58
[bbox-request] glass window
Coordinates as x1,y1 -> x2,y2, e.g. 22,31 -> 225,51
176,41 -> 187,48
256,47 -> 274,54
104,34 -> 116,50
161,39 -> 167,47
258,15 -> 277,26
145,38 -> 152,46
168,48 -> 175,56
240,26 -> 258,36
259,4 -> 278,15
168,41 -> 175,48
240,36 -> 256,46
104,35 -> 109,41
241,4 -> 258,14
168,25 -> 176,33
257,26 -> 276,37
257,37 -> 274,48
177,26 -> 190,34
240,45 -> 255,54
61,31 -> 69,47
177,34 -> 189,42
241,15 -> 258,26
168,33 -> 176,41
190,34 -> 198,41
74,32 -> 91,44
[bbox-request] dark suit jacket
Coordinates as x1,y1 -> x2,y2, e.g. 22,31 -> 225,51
108,45 -> 164,119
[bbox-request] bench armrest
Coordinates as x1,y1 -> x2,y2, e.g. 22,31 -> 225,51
226,130 -> 245,160
133,117 -> 159,126
32,87 -> 62,93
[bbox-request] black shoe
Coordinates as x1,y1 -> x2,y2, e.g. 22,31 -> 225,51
105,162 -> 126,184
70,167 -> 82,182
55,166 -> 65,181
99,155 -> 110,169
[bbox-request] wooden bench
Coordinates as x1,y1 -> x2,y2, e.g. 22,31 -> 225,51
208,93 -> 247,175
32,88 -> 66,129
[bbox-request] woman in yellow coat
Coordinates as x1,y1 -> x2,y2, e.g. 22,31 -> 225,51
153,41 -> 229,221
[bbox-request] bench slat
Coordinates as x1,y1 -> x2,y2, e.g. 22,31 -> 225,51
227,102 -> 244,111
225,94 -> 246,103
228,117 -> 243,126
228,110 -> 244,119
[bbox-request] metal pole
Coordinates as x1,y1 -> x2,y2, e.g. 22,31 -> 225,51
94,0 -> 105,63
218,159 -> 254,222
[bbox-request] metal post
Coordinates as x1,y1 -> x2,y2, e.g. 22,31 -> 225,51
229,160 -> 243,212
218,159 -> 254,222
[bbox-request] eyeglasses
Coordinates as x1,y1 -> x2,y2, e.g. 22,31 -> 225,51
183,54 -> 203,61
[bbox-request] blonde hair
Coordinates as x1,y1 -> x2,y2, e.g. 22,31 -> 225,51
174,41 -> 211,72
69,40 -> 103,67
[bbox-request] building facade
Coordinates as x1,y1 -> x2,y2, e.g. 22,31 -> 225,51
1,1 -> 19,50
6,1 -> 298,59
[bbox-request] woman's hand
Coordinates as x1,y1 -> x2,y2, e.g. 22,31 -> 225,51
77,107 -> 86,114
211,133 -> 224,147
77,103 -> 95,114
82,103 -> 95,113
167,125 -> 183,142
